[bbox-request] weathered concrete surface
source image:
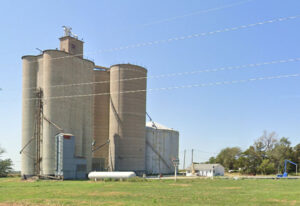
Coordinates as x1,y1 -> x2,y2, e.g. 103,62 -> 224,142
109,64 -> 147,172
93,69 -> 110,170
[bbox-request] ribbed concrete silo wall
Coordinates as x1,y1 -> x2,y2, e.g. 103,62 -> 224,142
42,50 -> 94,175
21,56 -> 38,176
109,64 -> 147,172
93,70 -> 110,170
145,128 -> 179,174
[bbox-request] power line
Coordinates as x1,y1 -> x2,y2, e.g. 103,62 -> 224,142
24,56 -> 300,90
23,14 -> 300,64
97,14 -> 300,53
26,73 -> 300,101
140,0 -> 255,27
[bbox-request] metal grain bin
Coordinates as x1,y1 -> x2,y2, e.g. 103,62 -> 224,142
145,122 -> 179,174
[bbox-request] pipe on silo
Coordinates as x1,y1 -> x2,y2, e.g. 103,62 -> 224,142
21,56 -> 38,177
109,64 -> 147,172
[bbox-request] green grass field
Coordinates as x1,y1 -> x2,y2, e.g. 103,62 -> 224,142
0,177 -> 300,205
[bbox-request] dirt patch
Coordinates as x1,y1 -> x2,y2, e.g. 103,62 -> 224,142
169,184 -> 191,187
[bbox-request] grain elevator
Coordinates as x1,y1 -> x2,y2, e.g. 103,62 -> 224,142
21,27 -> 178,179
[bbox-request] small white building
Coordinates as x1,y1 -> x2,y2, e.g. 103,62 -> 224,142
186,163 -> 224,177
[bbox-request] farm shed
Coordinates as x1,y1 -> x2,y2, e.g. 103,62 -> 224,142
186,163 -> 224,177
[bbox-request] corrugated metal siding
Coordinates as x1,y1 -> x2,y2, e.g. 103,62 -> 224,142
145,127 -> 179,174
55,134 -> 87,180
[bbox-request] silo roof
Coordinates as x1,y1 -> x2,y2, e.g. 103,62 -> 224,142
146,121 -> 175,131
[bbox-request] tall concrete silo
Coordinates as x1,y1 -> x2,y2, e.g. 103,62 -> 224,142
21,56 -> 38,177
93,68 -> 110,170
42,49 -> 95,175
145,122 -> 179,174
109,64 -> 147,173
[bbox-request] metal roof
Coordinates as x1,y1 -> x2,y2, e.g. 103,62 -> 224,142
186,164 -> 224,171
146,121 -> 175,131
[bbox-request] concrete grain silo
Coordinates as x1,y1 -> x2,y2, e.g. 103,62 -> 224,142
22,28 -> 172,178
93,68 -> 110,170
21,56 -> 38,177
145,122 -> 179,174
22,33 -> 95,177
109,64 -> 147,173
42,49 -> 95,175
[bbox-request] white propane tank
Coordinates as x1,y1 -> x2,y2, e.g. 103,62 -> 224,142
88,171 -> 136,180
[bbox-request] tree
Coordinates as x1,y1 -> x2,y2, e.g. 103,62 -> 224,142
207,157 -> 216,164
210,131 -> 300,175
0,146 -> 13,177
269,137 -> 293,173
238,131 -> 282,175
256,131 -> 277,152
215,147 -> 241,171
254,131 -> 278,159
257,159 -> 276,175
238,146 -> 262,175
292,144 -> 300,166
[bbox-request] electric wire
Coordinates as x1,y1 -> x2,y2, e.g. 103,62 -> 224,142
23,14 -> 300,64
26,73 -> 300,101
24,57 -> 300,90
94,14 -> 300,53
138,0 -> 255,27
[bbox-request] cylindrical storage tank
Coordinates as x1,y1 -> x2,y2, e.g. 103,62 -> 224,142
145,122 -> 179,174
42,50 -> 95,175
88,171 -> 136,180
21,56 -> 38,177
109,64 -> 147,173
93,69 -> 110,170
42,51 -> 62,176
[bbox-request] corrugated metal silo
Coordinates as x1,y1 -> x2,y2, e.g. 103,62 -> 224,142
109,64 -> 147,172
145,122 -> 179,174
21,56 -> 38,177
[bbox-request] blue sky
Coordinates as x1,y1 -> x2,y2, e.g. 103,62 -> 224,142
1,0 -> 300,170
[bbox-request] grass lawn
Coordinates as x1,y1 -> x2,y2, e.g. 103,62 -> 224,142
0,177 -> 300,205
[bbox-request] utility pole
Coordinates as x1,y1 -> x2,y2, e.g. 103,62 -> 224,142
191,149 -> 194,164
191,149 -> 194,174
183,150 -> 186,170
